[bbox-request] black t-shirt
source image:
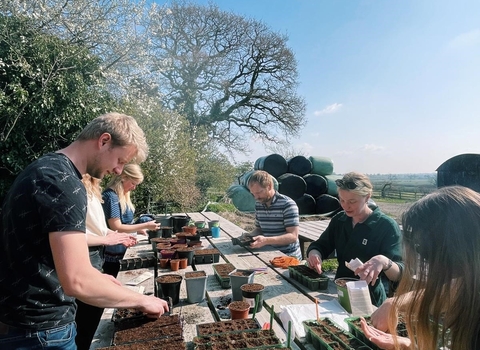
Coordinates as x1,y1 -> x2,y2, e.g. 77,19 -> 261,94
0,153 -> 86,330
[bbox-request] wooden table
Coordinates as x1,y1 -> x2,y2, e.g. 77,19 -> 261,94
90,212 -> 342,350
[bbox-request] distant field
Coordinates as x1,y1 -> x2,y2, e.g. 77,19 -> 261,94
368,173 -> 437,201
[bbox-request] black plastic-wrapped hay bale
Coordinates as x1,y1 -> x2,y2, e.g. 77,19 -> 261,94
239,169 -> 279,190
309,156 -> 334,176
303,174 -> 328,198
254,154 -> 288,179
287,155 -> 312,177
315,194 -> 341,217
294,193 -> 316,215
226,185 -> 256,212
277,173 -> 307,200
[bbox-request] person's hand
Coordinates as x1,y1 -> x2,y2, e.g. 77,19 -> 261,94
370,297 -> 395,332
360,317 -> 411,350
145,221 -> 160,231
137,229 -> 148,236
250,235 -> 267,249
306,250 -> 323,274
105,231 -> 137,247
139,295 -> 170,318
355,255 -> 388,286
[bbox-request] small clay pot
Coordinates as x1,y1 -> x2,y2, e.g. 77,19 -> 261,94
170,259 -> 180,271
182,226 -> 197,234
228,301 -> 250,320
178,258 -> 188,269
159,258 -> 169,269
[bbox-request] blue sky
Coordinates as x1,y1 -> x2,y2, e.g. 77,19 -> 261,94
157,1 -> 480,174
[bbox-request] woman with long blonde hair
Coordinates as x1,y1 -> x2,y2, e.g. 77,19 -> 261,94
102,163 -> 160,277
362,185 -> 480,349
75,174 -> 136,350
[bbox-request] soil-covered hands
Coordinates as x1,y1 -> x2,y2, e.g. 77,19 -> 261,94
360,318 -> 411,350
306,249 -> 323,274
355,255 -> 387,286
139,295 -> 170,319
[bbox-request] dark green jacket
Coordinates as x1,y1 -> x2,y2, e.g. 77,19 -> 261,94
306,208 -> 403,306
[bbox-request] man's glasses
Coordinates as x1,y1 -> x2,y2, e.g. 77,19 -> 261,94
335,179 -> 360,190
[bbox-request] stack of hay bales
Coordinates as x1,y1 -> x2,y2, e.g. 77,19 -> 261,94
227,153 -> 343,216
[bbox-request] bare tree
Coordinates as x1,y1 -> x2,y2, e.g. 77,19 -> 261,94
148,1 -> 306,153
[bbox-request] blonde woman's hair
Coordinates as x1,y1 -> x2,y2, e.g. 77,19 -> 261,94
336,172 -> 373,197
76,112 -> 149,163
81,174 -> 103,202
106,163 -> 144,213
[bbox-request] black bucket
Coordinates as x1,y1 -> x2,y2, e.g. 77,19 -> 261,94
171,215 -> 190,234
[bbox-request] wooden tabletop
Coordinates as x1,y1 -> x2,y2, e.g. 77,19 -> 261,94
90,212 -> 340,350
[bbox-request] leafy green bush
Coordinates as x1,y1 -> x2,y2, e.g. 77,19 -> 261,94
205,202 -> 236,213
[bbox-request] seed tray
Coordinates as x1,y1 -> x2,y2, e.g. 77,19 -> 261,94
119,255 -> 157,271
212,263 -> 235,288
196,318 -> 261,336
288,265 -> 329,291
194,249 -> 220,265
303,318 -> 372,350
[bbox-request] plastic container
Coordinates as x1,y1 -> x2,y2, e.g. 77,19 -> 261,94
185,271 -> 207,303
334,277 -> 359,313
228,269 -> 255,301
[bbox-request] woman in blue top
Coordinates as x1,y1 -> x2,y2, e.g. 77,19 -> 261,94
102,163 -> 160,277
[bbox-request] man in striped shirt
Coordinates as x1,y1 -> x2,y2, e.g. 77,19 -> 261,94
245,170 -> 302,260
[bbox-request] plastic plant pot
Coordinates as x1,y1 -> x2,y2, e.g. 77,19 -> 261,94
211,227 -> 221,238
208,220 -> 220,228
159,258 -> 169,269
228,301 -> 250,320
156,274 -> 183,305
160,249 -> 176,260
185,271 -> 207,303
240,283 -> 265,313
169,259 -> 180,271
176,247 -> 195,266
229,269 -> 255,301
178,258 -> 188,269
334,277 -> 359,313
194,221 -> 206,228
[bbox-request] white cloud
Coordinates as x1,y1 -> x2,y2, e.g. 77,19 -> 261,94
314,103 -> 343,116
361,144 -> 385,152
447,29 -> 480,49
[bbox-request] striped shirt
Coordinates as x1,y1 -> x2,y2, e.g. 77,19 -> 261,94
254,192 -> 302,259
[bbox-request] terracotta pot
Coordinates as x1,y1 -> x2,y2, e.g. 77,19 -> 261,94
178,258 -> 188,269
182,226 -> 197,234
169,259 -> 180,271
228,301 -> 250,320
159,258 -> 169,269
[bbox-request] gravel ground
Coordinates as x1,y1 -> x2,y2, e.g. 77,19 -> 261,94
374,200 -> 413,224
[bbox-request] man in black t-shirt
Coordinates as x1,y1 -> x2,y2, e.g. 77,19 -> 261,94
0,113 -> 169,350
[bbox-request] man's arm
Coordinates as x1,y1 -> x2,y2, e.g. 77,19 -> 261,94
50,231 -> 168,316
